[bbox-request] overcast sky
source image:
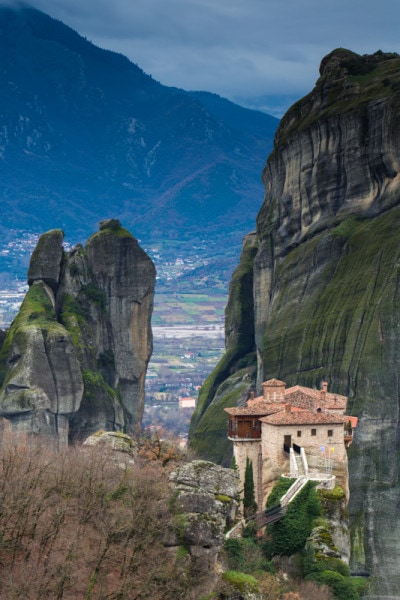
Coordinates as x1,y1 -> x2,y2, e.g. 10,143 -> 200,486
10,0 -> 400,114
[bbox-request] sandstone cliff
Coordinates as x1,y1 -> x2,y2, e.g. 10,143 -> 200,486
0,219 -> 155,445
190,49 -> 400,596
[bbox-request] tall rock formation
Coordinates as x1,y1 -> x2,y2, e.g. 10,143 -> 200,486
190,49 -> 400,596
0,219 -> 155,445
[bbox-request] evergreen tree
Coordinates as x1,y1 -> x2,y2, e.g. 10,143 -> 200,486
243,457 -> 257,518
230,454 -> 238,471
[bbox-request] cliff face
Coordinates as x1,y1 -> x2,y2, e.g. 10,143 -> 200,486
189,232 -> 258,464
0,219 -> 155,444
190,49 -> 400,595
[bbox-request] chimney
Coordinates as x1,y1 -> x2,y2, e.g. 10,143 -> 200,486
321,381 -> 328,401
285,403 -> 291,413
247,391 -> 255,405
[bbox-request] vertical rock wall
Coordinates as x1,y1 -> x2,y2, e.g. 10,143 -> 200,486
190,49 -> 400,596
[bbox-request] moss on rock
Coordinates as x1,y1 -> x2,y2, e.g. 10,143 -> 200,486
189,367 -> 254,465
221,570 -> 260,595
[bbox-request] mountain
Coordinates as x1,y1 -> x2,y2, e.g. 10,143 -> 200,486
0,220 -> 155,444
0,5 -> 278,269
189,48 -> 400,595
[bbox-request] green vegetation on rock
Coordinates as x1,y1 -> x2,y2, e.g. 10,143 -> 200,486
82,369 -> 117,404
189,233 -> 258,463
260,208 -> 400,403
276,49 -> 400,145
0,282 -> 59,387
263,481 -> 321,558
82,283 -> 107,311
87,221 -> 134,243
221,570 -> 260,595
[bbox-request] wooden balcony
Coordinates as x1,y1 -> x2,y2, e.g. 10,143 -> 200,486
228,417 -> 262,440
228,429 -> 262,440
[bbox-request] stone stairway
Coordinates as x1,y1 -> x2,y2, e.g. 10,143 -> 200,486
295,454 -> 306,477
280,476 -> 308,506
225,476 -> 308,538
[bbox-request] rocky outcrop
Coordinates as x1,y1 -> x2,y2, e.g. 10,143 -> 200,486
167,460 -> 240,597
83,430 -> 138,469
0,220 -> 155,445
27,229 -> 64,290
189,49 -> 400,596
83,430 -> 138,455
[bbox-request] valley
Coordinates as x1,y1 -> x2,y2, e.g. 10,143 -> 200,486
144,295 -> 225,442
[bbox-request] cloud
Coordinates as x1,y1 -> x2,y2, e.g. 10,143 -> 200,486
13,0 -> 400,101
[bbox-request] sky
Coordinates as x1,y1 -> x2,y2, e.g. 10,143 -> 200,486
8,0 -> 400,116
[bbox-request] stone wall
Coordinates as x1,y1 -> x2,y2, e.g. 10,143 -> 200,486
261,422 -> 346,470
233,439 -> 262,507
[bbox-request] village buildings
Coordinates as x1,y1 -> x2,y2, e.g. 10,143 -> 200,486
225,378 -> 357,508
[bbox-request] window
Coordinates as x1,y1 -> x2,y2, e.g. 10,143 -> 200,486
311,428 -> 317,436
297,430 -> 302,437
328,430 -> 333,437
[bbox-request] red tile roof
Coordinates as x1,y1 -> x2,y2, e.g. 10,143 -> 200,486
224,403 -> 285,416
225,380 -> 349,424
344,415 -> 358,428
285,385 -> 347,410
260,408 -> 346,426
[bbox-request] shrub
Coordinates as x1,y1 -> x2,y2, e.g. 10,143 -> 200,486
82,283 -> 107,311
263,481 -> 321,558
223,537 -> 271,573
307,571 -> 359,600
0,441 -> 190,599
266,476 -> 295,507
221,570 -> 260,594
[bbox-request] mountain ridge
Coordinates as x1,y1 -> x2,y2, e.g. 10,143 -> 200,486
0,4 -> 278,272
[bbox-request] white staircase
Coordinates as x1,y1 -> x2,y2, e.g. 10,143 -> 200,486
280,477 -> 308,506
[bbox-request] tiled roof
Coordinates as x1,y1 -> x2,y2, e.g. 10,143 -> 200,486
263,378 -> 286,387
224,403 -> 285,416
260,408 -> 346,426
344,415 -> 358,427
226,381 -> 349,422
284,385 -> 347,410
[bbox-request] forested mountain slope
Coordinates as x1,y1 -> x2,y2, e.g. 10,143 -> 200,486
0,5 -> 278,256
